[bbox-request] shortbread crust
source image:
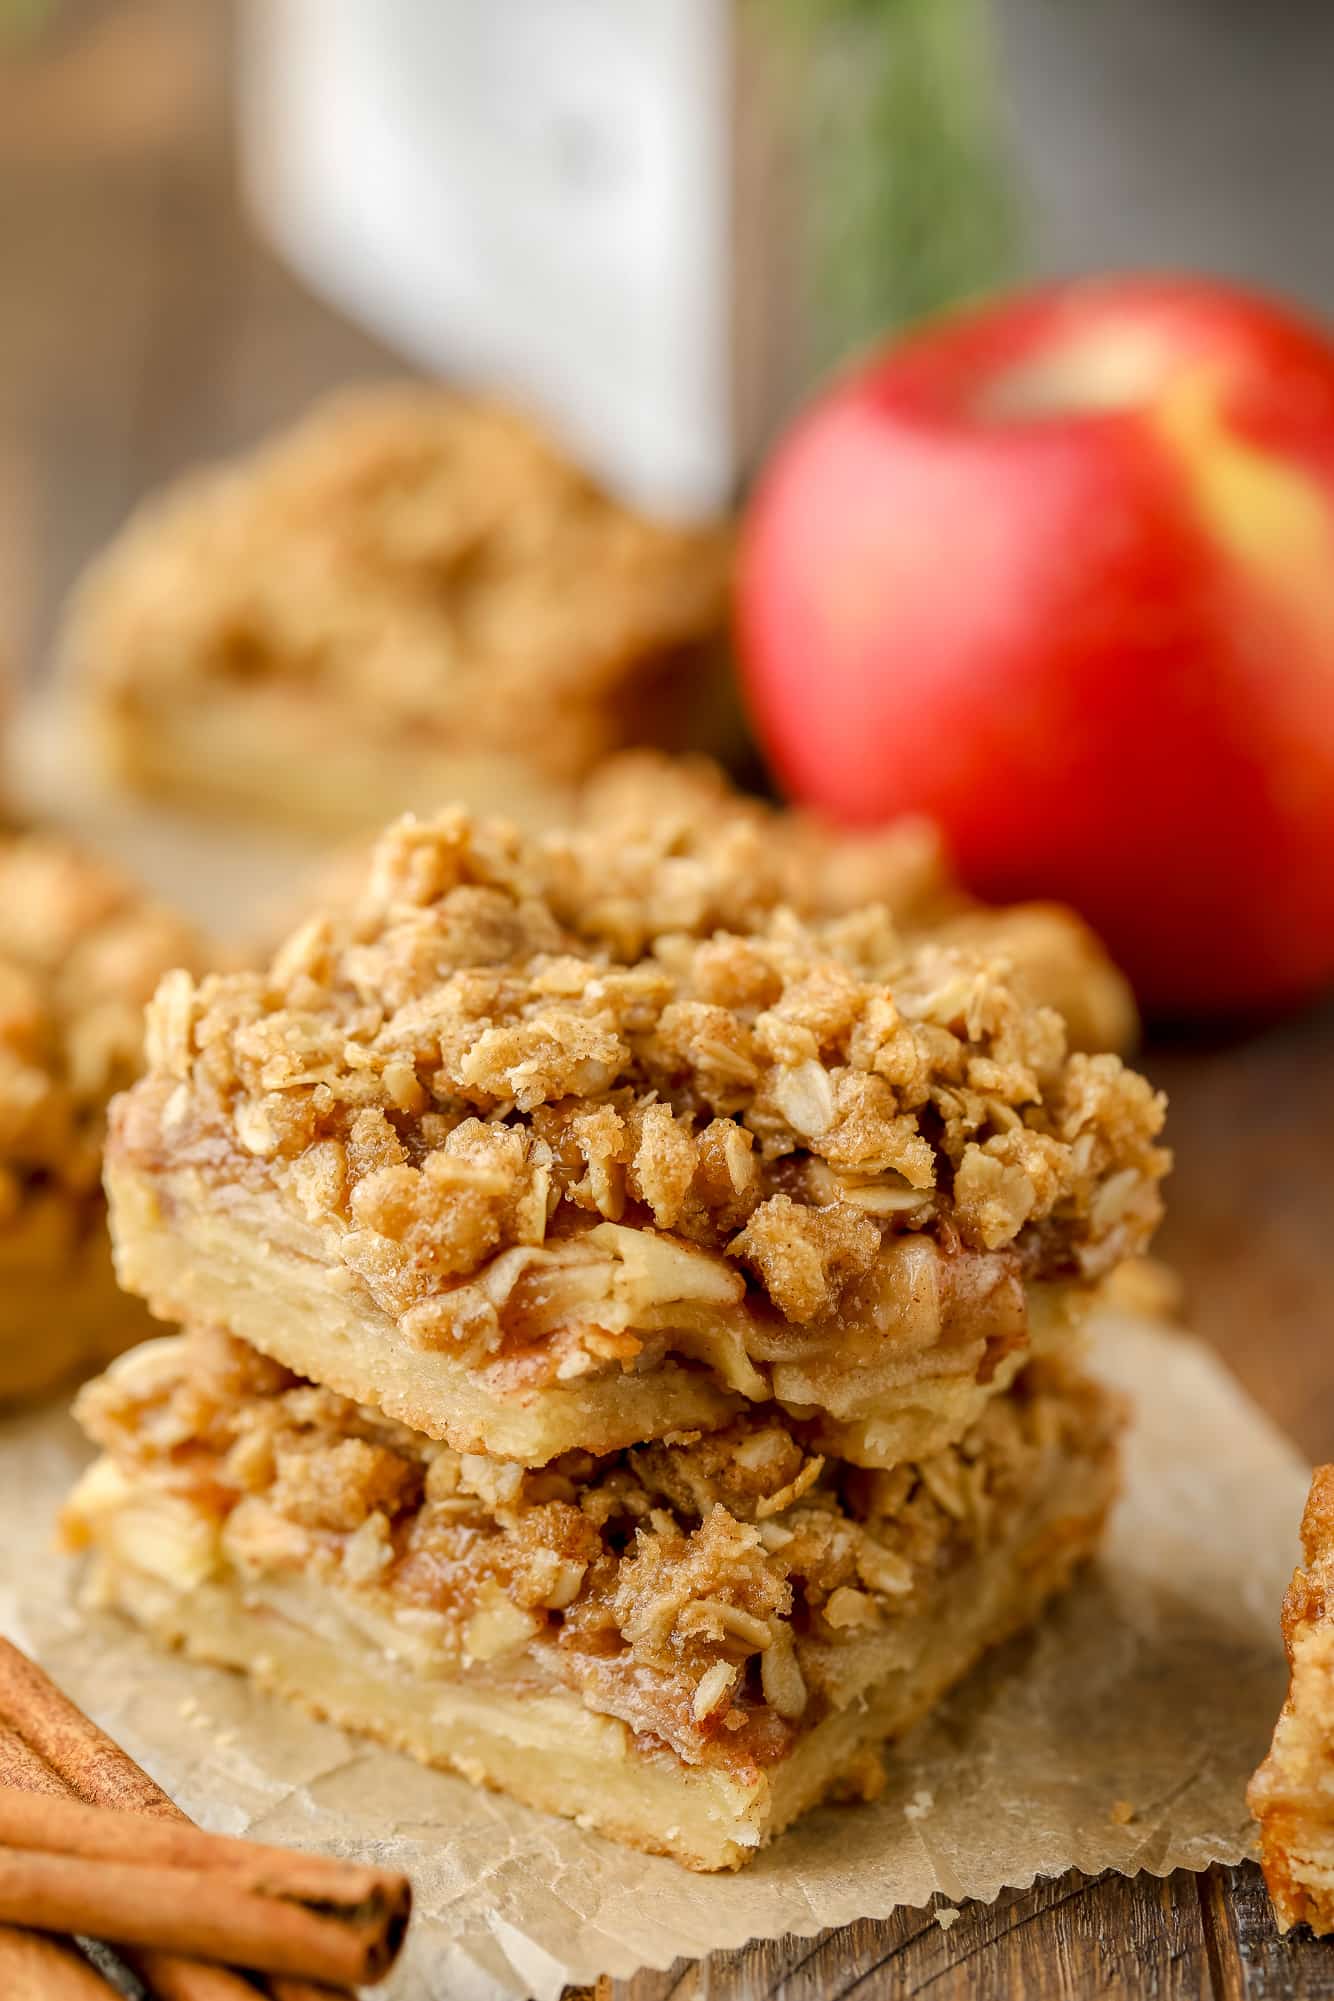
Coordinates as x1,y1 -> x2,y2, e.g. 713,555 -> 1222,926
67,1331 -> 1120,1869
1250,1466 -> 1334,1932
59,388 -> 735,834
107,808 -> 1166,1462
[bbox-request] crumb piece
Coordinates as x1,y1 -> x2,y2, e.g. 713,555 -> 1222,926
836,1749 -> 888,1803
935,1904 -> 961,1929
904,1787 -> 935,1821
1110,1798 -> 1136,1825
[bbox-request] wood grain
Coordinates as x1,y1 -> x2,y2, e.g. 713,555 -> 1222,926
1149,999 -> 1334,1464
2,7 -> 1331,1996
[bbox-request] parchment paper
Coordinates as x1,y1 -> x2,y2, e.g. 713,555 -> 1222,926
0,1311 -> 1305,2000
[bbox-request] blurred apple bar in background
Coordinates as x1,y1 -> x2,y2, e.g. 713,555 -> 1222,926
64,1327 -> 1121,1870
56,387 -> 736,836
0,832 -> 205,1399
104,804 -> 1168,1468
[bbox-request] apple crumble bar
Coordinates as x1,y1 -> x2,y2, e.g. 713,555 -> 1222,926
1250,1466 -> 1334,1931
106,806 -> 1167,1465
58,388 -> 735,835
65,1327 -> 1121,1869
0,832 -> 203,1397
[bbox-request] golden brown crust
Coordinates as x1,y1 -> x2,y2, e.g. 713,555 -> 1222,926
112,807 -> 1166,1418
1249,1466 -> 1334,1932
70,1327 -> 1121,1777
60,387 -> 733,795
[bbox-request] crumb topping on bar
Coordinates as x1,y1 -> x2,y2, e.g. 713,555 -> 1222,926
0,834 -> 202,1208
551,753 -> 1138,1055
72,1329 -> 1119,1769
286,751 -> 1137,1055
542,752 -> 956,959
126,807 -> 1167,1350
62,390 -> 731,778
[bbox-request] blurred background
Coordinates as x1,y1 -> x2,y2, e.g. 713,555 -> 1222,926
9,0 -> 1334,669
3,0 -> 1334,1442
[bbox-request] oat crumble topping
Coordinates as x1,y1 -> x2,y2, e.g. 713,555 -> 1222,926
73,1328 -> 1118,1769
295,749 -> 1136,1053
548,753 -> 1137,1054
123,807 -> 1167,1360
539,752 -> 956,960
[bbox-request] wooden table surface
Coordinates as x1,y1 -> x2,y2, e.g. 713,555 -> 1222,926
4,8 -> 1334,1997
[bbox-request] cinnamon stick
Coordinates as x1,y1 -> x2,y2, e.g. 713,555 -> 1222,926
0,1719 -> 294,2001
0,1784 -> 410,1984
0,1923 -> 122,2000
0,1639 -> 187,1815
0,1719 -> 251,1999
0,1640 -> 359,2000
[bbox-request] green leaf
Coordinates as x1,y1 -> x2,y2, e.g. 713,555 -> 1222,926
766,0 -> 1020,367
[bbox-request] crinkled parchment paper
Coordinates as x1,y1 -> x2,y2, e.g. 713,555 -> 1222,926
0,1312 -> 1304,1999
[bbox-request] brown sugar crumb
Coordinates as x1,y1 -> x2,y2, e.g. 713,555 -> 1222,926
557,751 -> 958,944
123,806 -> 1168,1351
269,1432 -> 423,1533
73,1329 -> 1122,1772
731,1195 -> 882,1323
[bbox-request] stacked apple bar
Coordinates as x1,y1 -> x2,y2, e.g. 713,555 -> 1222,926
65,807 -> 1167,1867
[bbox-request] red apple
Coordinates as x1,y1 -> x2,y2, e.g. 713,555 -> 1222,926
737,275 -> 1334,1016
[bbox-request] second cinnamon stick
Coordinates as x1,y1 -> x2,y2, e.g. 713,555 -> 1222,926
0,1924 -> 121,2001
